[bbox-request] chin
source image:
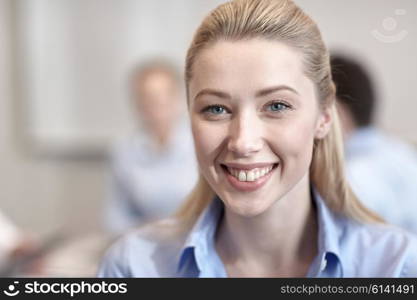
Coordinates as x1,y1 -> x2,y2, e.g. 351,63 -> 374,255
223,196 -> 274,218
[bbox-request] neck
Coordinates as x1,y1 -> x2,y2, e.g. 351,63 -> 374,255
143,122 -> 176,152
154,130 -> 171,150
215,174 -> 318,277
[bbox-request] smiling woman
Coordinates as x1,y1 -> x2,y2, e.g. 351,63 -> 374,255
98,0 -> 417,278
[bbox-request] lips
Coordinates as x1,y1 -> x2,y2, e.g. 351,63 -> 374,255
220,162 -> 279,192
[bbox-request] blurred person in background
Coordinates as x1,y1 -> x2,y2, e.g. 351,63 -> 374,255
0,210 -> 26,269
331,54 -> 417,234
0,210 -> 43,276
104,59 -> 198,235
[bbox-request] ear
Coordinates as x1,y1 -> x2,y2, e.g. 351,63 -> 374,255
314,105 -> 333,139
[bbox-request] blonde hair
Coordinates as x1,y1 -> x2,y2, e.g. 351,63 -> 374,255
175,0 -> 383,229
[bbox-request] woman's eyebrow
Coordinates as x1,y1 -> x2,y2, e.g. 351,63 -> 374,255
194,88 -> 231,102
193,85 -> 299,102
256,85 -> 299,97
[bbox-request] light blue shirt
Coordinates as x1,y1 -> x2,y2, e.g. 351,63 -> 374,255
97,188 -> 417,277
105,118 -> 199,234
345,127 -> 417,234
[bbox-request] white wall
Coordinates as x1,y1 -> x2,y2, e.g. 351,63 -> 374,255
0,0 -> 106,236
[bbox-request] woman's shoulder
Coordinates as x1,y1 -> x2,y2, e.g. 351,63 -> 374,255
341,220 -> 417,277
97,218 -> 187,278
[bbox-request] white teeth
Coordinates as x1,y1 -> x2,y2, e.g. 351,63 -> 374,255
247,171 -> 255,182
227,164 -> 276,182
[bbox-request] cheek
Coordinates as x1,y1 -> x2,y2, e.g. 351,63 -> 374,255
191,118 -> 225,168
269,117 -> 316,169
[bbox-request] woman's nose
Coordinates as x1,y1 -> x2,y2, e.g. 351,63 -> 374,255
227,112 -> 263,157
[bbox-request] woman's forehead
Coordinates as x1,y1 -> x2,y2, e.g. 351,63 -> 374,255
190,39 -> 313,99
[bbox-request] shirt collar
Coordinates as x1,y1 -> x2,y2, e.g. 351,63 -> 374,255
176,196 -> 223,275
177,187 -> 345,277
310,187 -> 345,277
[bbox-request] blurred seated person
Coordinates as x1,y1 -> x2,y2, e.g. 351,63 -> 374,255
0,210 -> 42,276
104,60 -> 198,235
331,54 -> 417,234
0,210 -> 25,269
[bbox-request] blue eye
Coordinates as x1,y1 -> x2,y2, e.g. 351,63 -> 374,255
204,105 -> 227,114
266,101 -> 289,112
201,104 -> 230,120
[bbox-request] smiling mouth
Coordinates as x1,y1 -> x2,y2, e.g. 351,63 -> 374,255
220,163 -> 279,182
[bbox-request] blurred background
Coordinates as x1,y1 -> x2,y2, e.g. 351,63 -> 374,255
0,0 -> 416,276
